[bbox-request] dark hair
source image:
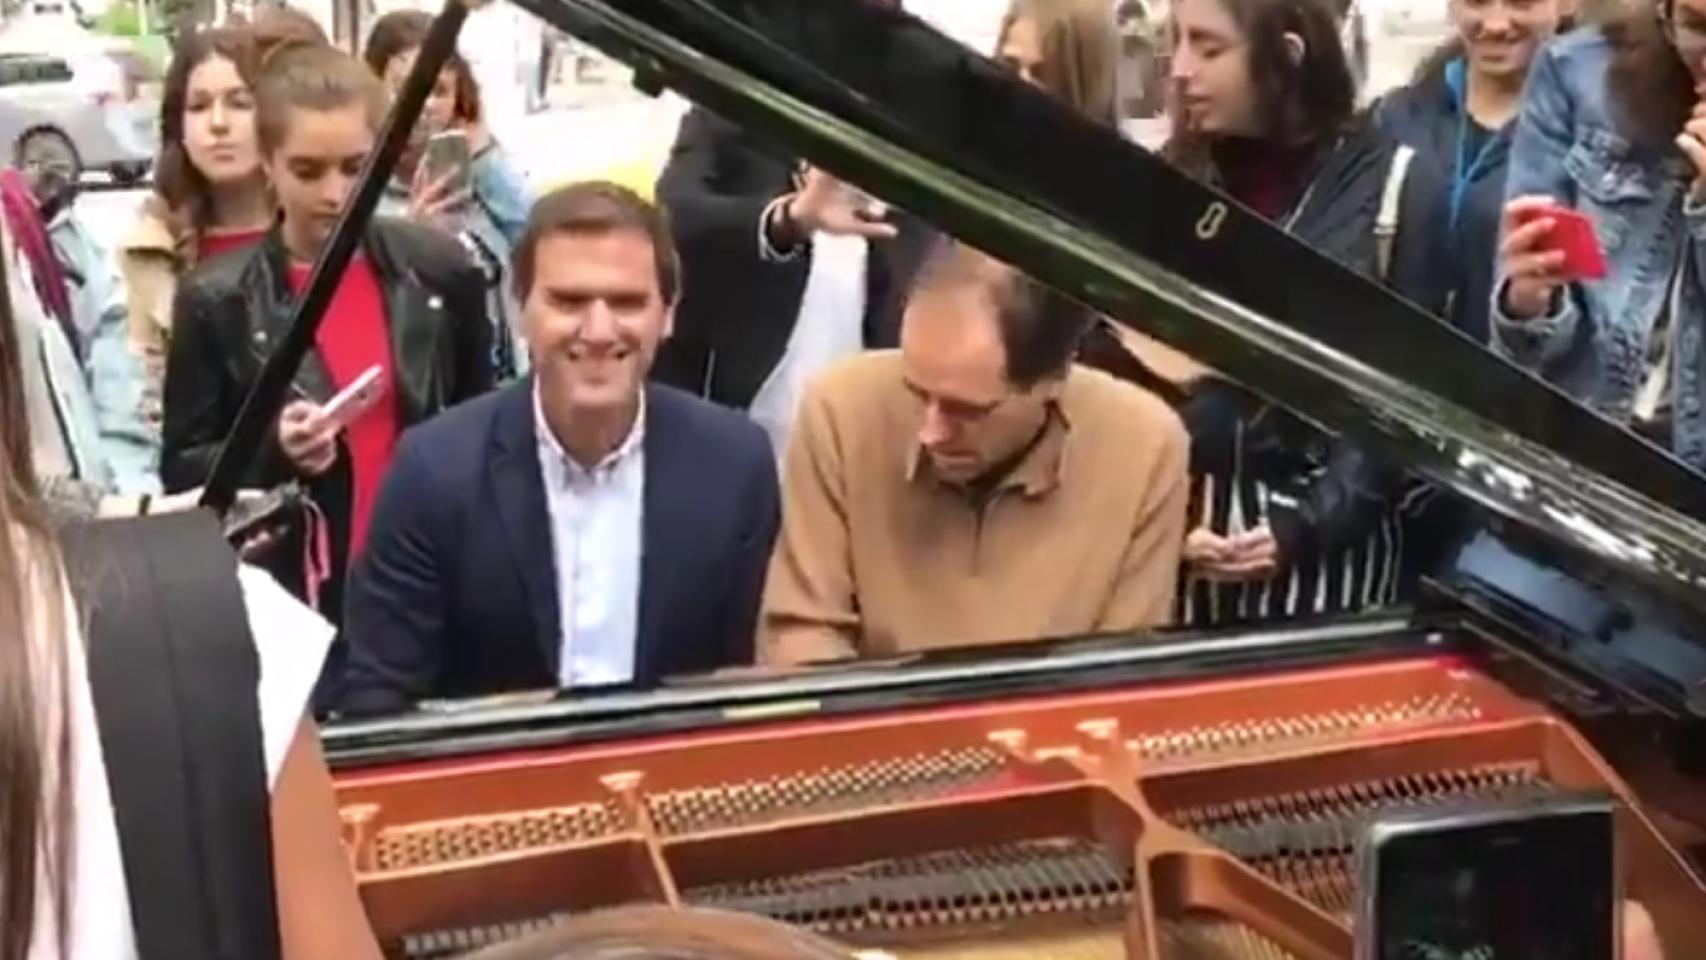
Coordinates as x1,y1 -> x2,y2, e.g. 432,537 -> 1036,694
1607,0 -> 1694,148
0,222 -> 72,959
1408,36 -> 1467,87
255,43 -> 390,155
153,26 -> 257,236
362,9 -> 482,124
997,0 -> 1121,124
1162,0 -> 1356,177
913,241 -> 1094,388
463,906 -> 855,960
511,181 -> 682,305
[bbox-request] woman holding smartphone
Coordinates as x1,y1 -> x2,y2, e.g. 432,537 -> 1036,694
364,9 -> 534,381
1494,0 -> 1706,464
1376,0 -> 1570,343
160,43 -> 494,629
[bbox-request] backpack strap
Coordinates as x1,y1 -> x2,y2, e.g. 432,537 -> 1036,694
1375,143 -> 1415,283
61,511 -> 282,960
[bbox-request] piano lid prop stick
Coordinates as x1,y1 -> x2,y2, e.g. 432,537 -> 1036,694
197,0 -> 472,515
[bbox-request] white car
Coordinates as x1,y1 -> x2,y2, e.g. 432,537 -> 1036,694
0,49 -> 157,183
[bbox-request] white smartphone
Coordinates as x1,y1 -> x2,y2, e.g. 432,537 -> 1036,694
320,365 -> 385,431
1355,792 -> 1617,960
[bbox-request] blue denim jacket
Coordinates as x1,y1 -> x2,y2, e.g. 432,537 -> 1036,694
50,208 -> 159,494
1492,28 -> 1706,465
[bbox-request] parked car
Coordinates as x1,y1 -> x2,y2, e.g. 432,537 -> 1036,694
0,49 -> 157,183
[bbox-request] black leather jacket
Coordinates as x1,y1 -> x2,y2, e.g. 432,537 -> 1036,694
160,218 -> 495,612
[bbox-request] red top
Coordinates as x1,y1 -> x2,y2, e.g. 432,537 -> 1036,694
1212,137 -> 1321,222
197,227 -> 267,263
287,255 -> 398,561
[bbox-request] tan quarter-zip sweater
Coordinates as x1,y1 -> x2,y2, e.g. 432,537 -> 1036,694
760,350 -> 1190,664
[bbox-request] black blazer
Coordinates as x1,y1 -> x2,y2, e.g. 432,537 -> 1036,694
333,381 -> 780,717
653,106 -> 934,408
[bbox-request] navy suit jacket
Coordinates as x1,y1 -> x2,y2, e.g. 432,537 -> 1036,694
334,380 -> 779,716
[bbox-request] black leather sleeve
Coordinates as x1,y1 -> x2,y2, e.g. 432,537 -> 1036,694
449,261 -> 495,404
1266,439 -> 1404,565
159,280 -> 230,493
159,279 -> 293,493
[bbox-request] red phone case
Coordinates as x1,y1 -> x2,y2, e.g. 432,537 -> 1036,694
1516,205 -> 1607,281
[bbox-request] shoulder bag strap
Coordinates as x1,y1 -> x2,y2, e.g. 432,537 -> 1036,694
1375,143 -> 1416,283
62,511 -> 281,960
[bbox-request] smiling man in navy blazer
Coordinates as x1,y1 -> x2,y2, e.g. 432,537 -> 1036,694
335,182 -> 780,717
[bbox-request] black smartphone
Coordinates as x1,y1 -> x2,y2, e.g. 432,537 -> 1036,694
221,484 -> 302,549
1356,793 -> 1617,960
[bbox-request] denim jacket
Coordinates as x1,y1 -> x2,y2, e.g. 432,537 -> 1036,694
380,141 -> 533,380
1492,28 -> 1706,465
10,219 -> 113,494
50,206 -> 159,494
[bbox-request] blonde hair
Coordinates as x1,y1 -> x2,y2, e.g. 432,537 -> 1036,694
463,906 -> 857,960
254,43 -> 389,156
997,0 -> 1120,125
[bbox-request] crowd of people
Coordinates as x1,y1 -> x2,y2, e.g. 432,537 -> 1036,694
0,0 -> 1694,953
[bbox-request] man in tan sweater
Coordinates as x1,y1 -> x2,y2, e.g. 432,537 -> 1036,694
760,244 -> 1190,664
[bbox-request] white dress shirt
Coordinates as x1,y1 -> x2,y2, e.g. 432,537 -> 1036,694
534,388 -> 646,687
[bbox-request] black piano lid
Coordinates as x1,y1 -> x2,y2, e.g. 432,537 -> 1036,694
323,0 -> 1706,767
488,0 -> 1706,714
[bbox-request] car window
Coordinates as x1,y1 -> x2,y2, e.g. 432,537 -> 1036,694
35,59 -> 71,82
0,57 -> 74,85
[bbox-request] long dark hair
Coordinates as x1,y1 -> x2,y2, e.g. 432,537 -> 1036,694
153,11 -> 324,262
1606,0 -> 1694,149
997,0 -> 1121,125
153,26 -> 258,249
361,9 -> 482,124
0,216 -> 73,960
1162,0 -> 1357,178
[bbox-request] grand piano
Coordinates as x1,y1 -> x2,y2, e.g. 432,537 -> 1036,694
256,0 -> 1706,956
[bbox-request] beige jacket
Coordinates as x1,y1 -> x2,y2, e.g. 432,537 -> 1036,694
116,199 -> 183,430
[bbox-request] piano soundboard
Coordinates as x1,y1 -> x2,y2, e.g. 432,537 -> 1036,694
332,649 -> 1706,959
